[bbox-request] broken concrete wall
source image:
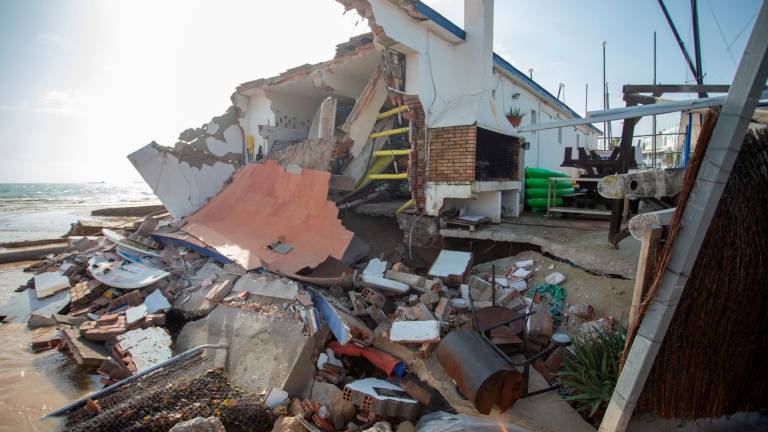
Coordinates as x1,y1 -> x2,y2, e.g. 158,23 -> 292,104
175,305 -> 320,397
128,106 -> 244,219
268,138 -> 350,172
340,69 -> 390,183
234,34 -> 381,177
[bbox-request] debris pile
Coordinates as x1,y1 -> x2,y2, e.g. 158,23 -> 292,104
11,157 -> 622,432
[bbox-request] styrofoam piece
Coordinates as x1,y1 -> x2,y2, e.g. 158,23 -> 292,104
361,258 -> 409,294
144,289 -> 171,313
515,259 -> 534,269
389,320 -> 441,343
545,272 -> 566,285
345,378 -> 416,403
510,280 -> 527,292
264,387 -> 289,409
510,268 -> 532,280
125,289 -> 170,325
126,304 -> 148,325
34,272 -> 70,299
428,250 -> 472,279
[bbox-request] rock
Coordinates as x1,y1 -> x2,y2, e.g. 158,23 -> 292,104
363,422 -> 392,432
396,421 -> 416,432
169,417 -> 225,432
271,416 -> 304,432
310,381 -> 356,420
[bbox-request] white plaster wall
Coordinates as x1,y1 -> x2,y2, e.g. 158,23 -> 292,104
128,144 -> 236,219
367,0 -> 599,172
245,90 -> 275,153
490,70 -> 600,173
245,89 -> 321,155
266,90 -> 319,143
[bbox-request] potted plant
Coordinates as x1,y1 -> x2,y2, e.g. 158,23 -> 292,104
506,106 -> 526,127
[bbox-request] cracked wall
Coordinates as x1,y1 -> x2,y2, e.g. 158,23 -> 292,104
128,106 -> 245,219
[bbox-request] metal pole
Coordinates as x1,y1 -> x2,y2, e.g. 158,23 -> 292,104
658,0 -> 700,83
691,0 -> 706,97
600,2 -> 768,429
603,41 -> 607,150
652,31 -> 658,168
585,83 -> 589,116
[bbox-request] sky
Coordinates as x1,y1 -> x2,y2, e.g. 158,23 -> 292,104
0,0 -> 761,183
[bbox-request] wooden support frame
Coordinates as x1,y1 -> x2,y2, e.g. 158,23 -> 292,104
623,225 -> 663,362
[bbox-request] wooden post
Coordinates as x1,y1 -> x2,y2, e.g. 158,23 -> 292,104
622,225 -> 663,364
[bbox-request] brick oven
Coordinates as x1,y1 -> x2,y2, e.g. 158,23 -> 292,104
407,96 -> 523,222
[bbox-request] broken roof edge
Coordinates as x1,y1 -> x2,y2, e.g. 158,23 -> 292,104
235,33 -> 376,94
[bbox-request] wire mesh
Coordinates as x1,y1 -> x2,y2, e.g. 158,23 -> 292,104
64,353 -> 274,432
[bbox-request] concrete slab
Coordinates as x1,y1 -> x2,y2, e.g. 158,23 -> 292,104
172,262 -> 225,319
354,200 -> 409,218
174,305 -> 320,397
232,273 -> 299,300
442,220 -> 640,279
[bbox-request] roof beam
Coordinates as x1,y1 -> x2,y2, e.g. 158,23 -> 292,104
515,91 -> 768,133
623,84 -> 731,95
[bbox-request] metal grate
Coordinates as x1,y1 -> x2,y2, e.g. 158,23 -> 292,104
64,353 -> 273,432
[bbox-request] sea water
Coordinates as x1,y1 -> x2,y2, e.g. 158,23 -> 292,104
0,183 -> 159,243
0,183 -> 157,430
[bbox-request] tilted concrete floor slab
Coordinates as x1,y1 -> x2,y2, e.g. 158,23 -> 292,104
174,305 -> 320,397
442,215 -> 640,280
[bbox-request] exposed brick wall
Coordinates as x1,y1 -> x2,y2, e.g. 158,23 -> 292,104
426,125 -> 476,182
405,95 -> 427,210
405,95 -> 521,212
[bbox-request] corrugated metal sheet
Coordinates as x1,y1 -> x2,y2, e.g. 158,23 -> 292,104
181,160 -> 354,274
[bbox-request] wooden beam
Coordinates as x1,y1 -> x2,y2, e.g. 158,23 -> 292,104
623,226 -> 663,363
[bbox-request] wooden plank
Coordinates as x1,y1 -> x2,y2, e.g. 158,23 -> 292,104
624,226 -> 663,356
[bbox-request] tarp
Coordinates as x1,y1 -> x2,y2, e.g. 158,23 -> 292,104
181,160 -> 353,274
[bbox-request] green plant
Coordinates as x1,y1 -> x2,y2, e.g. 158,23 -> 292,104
558,323 -> 626,419
506,106 -> 527,120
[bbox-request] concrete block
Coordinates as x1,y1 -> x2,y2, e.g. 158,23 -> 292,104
176,305 -> 320,396
389,320 -> 440,343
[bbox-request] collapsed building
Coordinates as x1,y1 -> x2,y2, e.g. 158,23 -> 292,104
131,0 -> 600,227
10,1 -> 768,432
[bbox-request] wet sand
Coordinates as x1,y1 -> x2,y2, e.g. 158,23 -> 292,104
0,262 -> 100,432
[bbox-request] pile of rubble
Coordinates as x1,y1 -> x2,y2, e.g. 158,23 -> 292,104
15,164 -> 618,432
18,211 -> 612,431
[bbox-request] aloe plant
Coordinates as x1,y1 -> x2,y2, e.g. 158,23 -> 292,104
557,323 -> 626,419
506,106 -> 527,120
